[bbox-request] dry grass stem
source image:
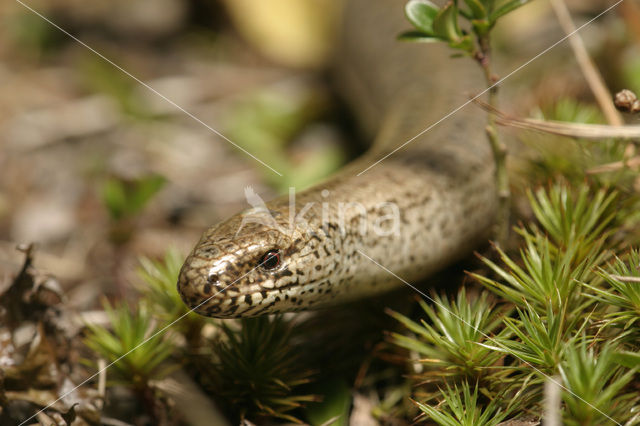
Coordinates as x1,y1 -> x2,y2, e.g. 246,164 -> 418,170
549,0 -> 624,126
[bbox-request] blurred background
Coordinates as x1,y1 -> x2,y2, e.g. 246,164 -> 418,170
0,0 -> 349,304
1,0 -> 639,307
2,0 -> 640,423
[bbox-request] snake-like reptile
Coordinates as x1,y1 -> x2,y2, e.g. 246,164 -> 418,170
177,0 -> 497,318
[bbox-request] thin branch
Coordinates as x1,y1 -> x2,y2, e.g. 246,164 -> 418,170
587,157 -> 640,174
473,99 -> 640,140
472,97 -> 640,175
549,0 -> 624,126
608,274 -> 640,283
474,32 -> 509,247
496,118 -> 640,140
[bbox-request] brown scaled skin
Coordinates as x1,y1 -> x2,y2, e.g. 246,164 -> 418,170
177,208 -> 342,318
176,0 -> 497,318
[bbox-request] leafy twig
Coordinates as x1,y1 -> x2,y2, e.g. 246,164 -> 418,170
401,0 -> 532,246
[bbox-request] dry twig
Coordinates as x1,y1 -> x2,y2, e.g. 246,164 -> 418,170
473,99 -> 640,140
549,0 -> 624,126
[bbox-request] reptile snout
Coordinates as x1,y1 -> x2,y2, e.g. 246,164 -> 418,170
177,245 -> 231,316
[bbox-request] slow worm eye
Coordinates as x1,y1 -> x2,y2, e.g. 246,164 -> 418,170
259,250 -> 280,270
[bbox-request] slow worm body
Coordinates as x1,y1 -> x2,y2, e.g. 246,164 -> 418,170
177,0 -> 497,318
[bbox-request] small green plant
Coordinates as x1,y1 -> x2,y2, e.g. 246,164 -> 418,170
83,299 -> 176,389
559,342 -> 638,426
137,249 -> 192,319
475,233 -> 604,316
102,174 -> 166,222
390,183 -> 640,423
527,184 -> 617,249
101,173 -> 166,243
586,249 -> 640,343
194,316 -> 318,423
83,299 -> 178,423
482,303 -> 588,372
475,184 -> 615,315
136,248 -> 185,319
401,0 -> 532,244
388,289 -> 508,383
137,248 -> 206,347
415,380 -> 512,426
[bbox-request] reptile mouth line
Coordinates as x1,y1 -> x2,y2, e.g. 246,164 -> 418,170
188,277 -> 323,316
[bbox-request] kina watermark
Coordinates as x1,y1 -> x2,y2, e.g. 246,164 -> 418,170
235,187 -> 401,238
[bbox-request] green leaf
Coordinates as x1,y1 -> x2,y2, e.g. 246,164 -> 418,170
404,0 -> 440,35
398,31 -> 442,43
448,35 -> 474,53
102,178 -> 128,221
471,19 -> 492,36
612,351 -> 640,369
432,1 -> 462,43
463,0 -> 486,19
129,174 -> 167,215
101,174 -> 167,221
490,0 -> 531,23
458,7 -> 473,20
